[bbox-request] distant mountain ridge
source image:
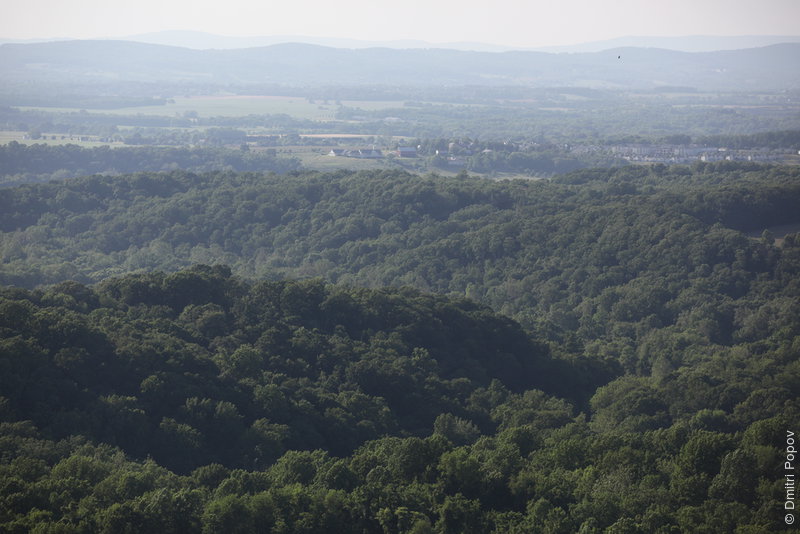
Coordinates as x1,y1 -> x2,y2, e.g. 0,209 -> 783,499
1,39 -> 799,91
3,31 -> 799,53
537,34 -> 800,53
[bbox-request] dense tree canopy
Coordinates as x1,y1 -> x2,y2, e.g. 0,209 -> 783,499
1,163 -> 798,347
1,162 -> 799,532
0,142 -> 300,185
0,264 -> 797,532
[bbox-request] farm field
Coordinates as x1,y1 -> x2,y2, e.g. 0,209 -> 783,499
0,130 -> 125,147
283,147 -> 537,179
18,95 -> 412,120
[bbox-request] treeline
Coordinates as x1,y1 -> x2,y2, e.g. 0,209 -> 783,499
604,129 -> 800,149
1,164 -> 799,348
0,136 -> 624,185
0,142 -> 301,185
696,129 -> 800,150
334,100 -> 800,140
463,149 -> 619,174
0,106 -> 327,141
0,265 -> 797,532
411,137 -> 625,175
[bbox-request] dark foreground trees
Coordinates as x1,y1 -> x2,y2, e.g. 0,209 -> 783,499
0,262 -> 797,532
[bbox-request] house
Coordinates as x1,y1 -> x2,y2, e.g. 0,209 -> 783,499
395,146 -> 417,158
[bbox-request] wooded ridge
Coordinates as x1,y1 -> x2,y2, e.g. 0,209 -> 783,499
2,40 -> 799,90
1,162 -> 799,531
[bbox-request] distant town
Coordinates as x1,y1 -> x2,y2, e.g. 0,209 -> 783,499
576,143 -> 798,164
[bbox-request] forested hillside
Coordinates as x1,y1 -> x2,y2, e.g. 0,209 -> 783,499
1,163 -> 799,531
0,262 -> 797,532
0,269 -> 560,468
0,142 -> 301,185
1,163 -> 799,346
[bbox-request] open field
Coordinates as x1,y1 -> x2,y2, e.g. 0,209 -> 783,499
18,95 -> 411,120
272,145 -> 408,172
297,152 -> 400,172
0,131 -> 125,148
275,146 -> 542,179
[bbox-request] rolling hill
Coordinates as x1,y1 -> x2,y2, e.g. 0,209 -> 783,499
1,39 -> 799,91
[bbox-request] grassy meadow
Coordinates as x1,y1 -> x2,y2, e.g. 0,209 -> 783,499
19,95 -> 410,120
0,130 -> 125,148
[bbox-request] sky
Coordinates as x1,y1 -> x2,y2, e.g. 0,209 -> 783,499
1,0 -> 799,48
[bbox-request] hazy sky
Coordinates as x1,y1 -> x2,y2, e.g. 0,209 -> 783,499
2,0 -> 799,47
